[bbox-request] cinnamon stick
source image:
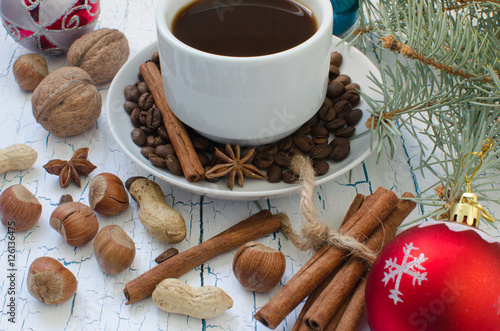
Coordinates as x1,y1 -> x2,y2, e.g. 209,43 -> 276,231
330,275 -> 367,331
323,293 -> 351,331
304,193 -> 416,331
254,187 -> 399,329
139,62 -> 205,182
304,257 -> 368,330
292,194 -> 365,331
124,209 -> 282,304
294,271 -> 351,331
342,193 -> 365,225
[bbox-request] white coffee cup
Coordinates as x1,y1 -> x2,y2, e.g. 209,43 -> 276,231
156,0 -> 333,145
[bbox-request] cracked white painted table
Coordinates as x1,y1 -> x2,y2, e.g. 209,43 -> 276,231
0,1 -> 498,331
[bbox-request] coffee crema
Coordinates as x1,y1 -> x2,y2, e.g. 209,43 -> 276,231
171,0 -> 317,57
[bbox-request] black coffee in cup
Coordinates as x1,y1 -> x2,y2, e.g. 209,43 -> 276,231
171,0 -> 317,57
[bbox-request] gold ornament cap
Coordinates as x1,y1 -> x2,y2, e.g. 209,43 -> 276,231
449,140 -> 496,227
449,193 -> 482,228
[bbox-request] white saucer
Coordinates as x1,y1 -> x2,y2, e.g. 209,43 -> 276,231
106,36 -> 381,200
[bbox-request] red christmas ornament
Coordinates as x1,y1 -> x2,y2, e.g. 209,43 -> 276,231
0,0 -> 100,55
365,220 -> 500,331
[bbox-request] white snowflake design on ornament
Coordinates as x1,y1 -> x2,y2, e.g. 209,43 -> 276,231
382,242 -> 428,305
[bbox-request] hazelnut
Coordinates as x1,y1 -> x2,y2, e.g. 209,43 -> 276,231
232,241 -> 286,292
89,173 -> 129,216
93,225 -> 135,275
27,256 -> 77,304
32,66 -> 102,137
0,184 -> 42,232
50,202 -> 99,247
13,54 -> 48,91
67,28 -> 130,84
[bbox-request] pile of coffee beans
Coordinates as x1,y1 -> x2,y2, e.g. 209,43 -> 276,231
122,51 -> 362,185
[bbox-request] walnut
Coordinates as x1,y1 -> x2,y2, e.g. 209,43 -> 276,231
66,28 -> 130,84
32,67 -> 102,137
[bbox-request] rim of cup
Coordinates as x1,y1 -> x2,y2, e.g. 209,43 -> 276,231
155,0 -> 333,63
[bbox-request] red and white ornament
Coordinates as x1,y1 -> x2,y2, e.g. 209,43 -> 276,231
365,220 -> 500,331
0,0 -> 100,55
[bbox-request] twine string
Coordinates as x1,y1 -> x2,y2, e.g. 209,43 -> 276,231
280,155 -> 376,264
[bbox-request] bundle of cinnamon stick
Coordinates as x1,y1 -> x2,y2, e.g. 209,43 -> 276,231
254,188 -> 416,330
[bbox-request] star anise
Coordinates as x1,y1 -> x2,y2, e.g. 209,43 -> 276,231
43,148 -> 97,188
205,143 -> 267,190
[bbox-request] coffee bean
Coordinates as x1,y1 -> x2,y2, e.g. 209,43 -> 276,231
313,136 -> 328,144
341,90 -> 361,107
318,105 -> 336,122
293,134 -> 314,152
310,143 -> 332,160
257,144 -> 279,156
325,118 -> 346,131
278,136 -> 293,151
158,126 -> 170,143
295,124 -> 311,136
124,84 -> 141,101
313,160 -> 329,176
137,81 -> 149,94
155,144 -> 175,158
330,145 -> 350,161
267,165 -> 283,183
192,134 -> 213,151
253,151 -> 274,169
333,100 -> 352,119
147,135 -> 164,148
165,154 -> 183,175
345,108 -> 363,126
334,126 -> 356,138
345,83 -> 360,92
288,147 -> 306,158
146,107 -> 163,130
131,128 -> 146,146
149,154 -> 166,168
329,64 -> 340,79
197,151 -> 211,167
282,170 -> 300,184
330,95 -> 344,105
151,52 -> 160,64
145,125 -> 158,136
330,137 -> 349,148
329,138 -> 350,161
330,51 -> 343,67
333,74 -> 351,86
274,151 -> 292,167
327,81 -> 345,99
306,113 -> 320,127
138,93 -> 155,110
322,97 -> 333,108
130,108 -> 141,128
141,146 -> 156,159
209,151 -> 219,166
312,126 -> 329,144
311,126 -> 329,138
124,101 -> 137,115
139,110 -> 148,126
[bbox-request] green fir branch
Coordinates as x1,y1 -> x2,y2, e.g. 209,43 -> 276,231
351,0 -> 500,223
